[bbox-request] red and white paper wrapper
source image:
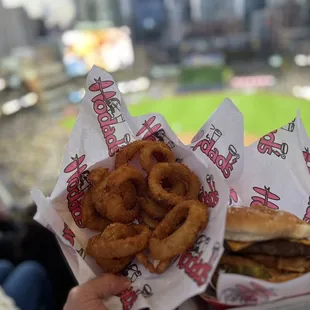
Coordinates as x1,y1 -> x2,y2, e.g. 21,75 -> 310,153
31,66 -> 232,310
206,111 -> 310,308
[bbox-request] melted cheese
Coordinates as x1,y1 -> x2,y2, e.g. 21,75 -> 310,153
226,239 -> 310,252
226,240 -> 254,252
291,239 -> 310,246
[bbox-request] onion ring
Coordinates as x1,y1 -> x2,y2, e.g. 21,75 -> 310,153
162,176 -> 187,196
94,165 -> 140,221
141,211 -> 159,230
139,178 -> 187,219
94,181 -> 137,217
120,182 -> 137,208
87,223 -> 150,259
115,140 -> 151,168
88,168 -> 110,216
102,222 -> 137,240
94,183 -> 137,218
136,251 -> 171,274
139,195 -> 168,219
84,142 -> 208,275
92,172 -> 110,216
149,200 -> 208,260
96,256 -> 132,274
102,165 -> 146,223
139,141 -> 175,174
82,189 -> 111,232
87,224 -> 137,273
104,192 -> 140,223
88,167 -> 109,185
106,164 -> 146,196
148,163 -> 201,206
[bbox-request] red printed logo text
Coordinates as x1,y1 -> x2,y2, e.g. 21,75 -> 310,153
303,195 -> 310,223
89,77 -> 131,156
119,284 -> 152,310
178,236 -> 220,286
63,223 -> 75,246
136,116 -> 175,148
257,130 -> 288,159
199,174 -> 219,208
64,154 -> 91,228
302,147 -> 310,174
192,125 -> 239,179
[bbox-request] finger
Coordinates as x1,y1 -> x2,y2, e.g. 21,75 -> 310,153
82,274 -> 131,298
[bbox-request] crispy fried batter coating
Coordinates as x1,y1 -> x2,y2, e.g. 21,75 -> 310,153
149,200 -> 208,261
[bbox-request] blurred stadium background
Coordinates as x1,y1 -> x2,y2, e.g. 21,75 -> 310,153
1,0 -> 310,208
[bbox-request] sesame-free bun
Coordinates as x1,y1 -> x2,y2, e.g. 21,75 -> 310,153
225,205 -> 310,242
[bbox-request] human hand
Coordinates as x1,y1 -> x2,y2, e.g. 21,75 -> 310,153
64,274 -> 131,310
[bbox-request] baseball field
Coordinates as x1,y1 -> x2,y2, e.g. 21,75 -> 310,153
61,91 -> 310,146
129,91 -> 310,145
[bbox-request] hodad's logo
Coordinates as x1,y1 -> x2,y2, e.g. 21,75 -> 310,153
119,284 -> 152,310
257,130 -> 289,159
119,264 -> 152,310
64,154 -> 91,228
178,235 -> 221,286
199,174 -> 219,208
89,77 -> 131,156
136,116 -> 175,148
257,119 -> 295,160
192,124 -> 240,179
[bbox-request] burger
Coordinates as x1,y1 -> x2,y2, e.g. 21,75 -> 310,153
218,205 -> 310,283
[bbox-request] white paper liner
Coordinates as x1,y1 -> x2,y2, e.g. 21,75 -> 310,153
233,293 -> 310,310
216,113 -> 310,307
31,66 -> 230,310
188,99 -> 244,185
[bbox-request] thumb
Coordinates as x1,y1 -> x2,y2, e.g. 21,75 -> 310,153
82,274 -> 131,298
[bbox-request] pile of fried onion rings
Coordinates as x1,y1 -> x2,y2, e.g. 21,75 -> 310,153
82,141 -> 208,274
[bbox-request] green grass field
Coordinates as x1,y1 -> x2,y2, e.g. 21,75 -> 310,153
129,91 -> 310,137
61,91 -> 310,138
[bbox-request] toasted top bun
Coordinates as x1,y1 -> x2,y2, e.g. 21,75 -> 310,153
225,205 -> 310,242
